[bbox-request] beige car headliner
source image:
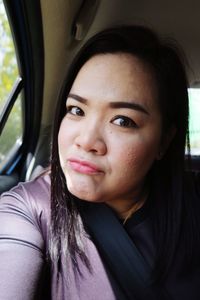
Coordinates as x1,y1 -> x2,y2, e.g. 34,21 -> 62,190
40,0 -> 200,127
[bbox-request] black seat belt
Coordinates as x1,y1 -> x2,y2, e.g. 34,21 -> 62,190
80,202 -> 167,300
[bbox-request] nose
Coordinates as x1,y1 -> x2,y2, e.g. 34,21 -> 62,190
75,121 -> 107,155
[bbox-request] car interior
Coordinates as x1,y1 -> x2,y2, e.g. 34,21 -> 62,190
0,0 -> 200,194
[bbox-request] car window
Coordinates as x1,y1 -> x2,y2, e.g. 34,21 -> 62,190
0,93 -> 22,170
0,0 -> 23,171
188,89 -> 200,155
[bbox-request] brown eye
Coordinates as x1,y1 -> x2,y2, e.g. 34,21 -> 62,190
67,106 -> 84,116
112,115 -> 138,128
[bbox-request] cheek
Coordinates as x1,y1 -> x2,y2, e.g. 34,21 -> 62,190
58,124 -> 65,151
112,134 -> 160,175
58,129 -> 65,167
120,147 -> 142,171
58,121 -> 72,164
58,120 -> 75,148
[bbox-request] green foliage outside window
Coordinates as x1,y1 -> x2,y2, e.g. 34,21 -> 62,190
0,0 -> 22,168
0,1 -> 18,109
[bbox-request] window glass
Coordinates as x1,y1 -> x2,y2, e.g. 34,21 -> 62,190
0,94 -> 22,169
188,88 -> 200,155
0,0 -> 23,171
0,0 -> 18,113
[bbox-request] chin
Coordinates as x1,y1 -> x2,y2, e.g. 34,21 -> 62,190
69,187 -> 102,203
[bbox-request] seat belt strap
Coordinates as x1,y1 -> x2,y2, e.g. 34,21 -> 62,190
80,202 -> 160,300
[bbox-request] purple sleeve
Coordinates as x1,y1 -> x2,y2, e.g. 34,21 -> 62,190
0,177 -> 50,299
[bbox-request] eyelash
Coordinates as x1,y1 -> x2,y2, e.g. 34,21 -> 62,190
111,115 -> 138,128
66,106 -> 138,128
66,105 -> 84,116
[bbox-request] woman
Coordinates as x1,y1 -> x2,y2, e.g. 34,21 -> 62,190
0,25 -> 200,299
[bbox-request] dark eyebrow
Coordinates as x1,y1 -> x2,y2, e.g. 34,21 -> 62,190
68,93 -> 149,115
68,93 -> 87,104
110,101 -> 149,115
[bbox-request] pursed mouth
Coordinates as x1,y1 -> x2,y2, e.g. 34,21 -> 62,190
67,158 -> 103,175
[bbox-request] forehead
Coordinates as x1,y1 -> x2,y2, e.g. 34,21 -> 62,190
70,53 -> 158,110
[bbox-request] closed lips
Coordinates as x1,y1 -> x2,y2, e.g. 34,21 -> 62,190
68,158 -> 103,174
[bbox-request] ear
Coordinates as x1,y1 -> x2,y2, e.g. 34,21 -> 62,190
156,126 -> 177,160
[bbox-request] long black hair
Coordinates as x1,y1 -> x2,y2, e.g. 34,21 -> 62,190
49,25 -> 200,281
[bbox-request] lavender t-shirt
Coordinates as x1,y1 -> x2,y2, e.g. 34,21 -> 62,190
0,175 -> 116,300
1,173 -> 200,300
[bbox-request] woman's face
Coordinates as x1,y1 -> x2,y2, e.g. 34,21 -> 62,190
58,53 -> 163,213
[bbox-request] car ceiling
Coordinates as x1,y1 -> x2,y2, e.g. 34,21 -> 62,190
39,0 -> 200,128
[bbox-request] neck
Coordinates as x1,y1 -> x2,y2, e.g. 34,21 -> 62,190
122,197 -> 146,224
106,183 -> 149,222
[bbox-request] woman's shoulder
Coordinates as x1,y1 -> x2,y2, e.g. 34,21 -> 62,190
0,174 -> 51,235
1,173 -> 50,204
